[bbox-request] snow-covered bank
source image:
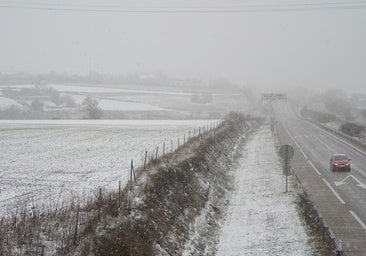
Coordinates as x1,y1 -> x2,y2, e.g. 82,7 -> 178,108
216,126 -> 316,255
0,113 -> 256,255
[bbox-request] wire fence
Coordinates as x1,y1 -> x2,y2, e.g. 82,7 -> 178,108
72,119 -> 225,250
0,119 -> 226,256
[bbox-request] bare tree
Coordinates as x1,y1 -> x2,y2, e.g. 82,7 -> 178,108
31,99 -> 43,112
82,96 -> 103,119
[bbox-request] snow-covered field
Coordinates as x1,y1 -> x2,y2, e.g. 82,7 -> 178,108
0,120 -> 214,216
68,94 -> 169,111
216,127 -> 315,255
0,96 -> 22,110
50,84 -> 193,96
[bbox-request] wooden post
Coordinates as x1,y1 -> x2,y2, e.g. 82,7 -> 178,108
184,134 -> 186,144
130,161 -> 133,182
194,128 -> 196,136
131,159 -> 136,181
98,188 -> 102,221
163,143 -> 165,156
178,137 -> 180,148
189,130 -> 191,140
73,205 -> 80,246
323,226 -> 329,241
144,151 -> 147,170
155,146 -> 159,160
171,140 -> 173,152
199,127 -> 201,135
118,181 -> 121,203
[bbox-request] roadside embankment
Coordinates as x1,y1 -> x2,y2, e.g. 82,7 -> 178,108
0,113 -> 261,255
90,113 -> 261,256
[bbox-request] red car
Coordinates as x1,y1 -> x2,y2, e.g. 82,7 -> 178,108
330,154 -> 351,172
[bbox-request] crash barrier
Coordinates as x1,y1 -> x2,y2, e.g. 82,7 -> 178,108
299,193 -> 346,256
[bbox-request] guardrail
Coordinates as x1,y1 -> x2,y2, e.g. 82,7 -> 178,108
299,193 -> 346,256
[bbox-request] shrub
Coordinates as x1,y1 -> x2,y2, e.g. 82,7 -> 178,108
340,122 -> 365,137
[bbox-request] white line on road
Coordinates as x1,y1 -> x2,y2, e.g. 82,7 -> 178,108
294,140 -> 300,148
349,210 -> 366,231
298,148 -> 321,175
350,174 -> 364,186
322,178 -> 345,204
308,160 -> 322,176
299,149 -> 308,160
283,124 -> 295,142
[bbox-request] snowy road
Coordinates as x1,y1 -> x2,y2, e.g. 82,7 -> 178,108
216,126 -> 315,255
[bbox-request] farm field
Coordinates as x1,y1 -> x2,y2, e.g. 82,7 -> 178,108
0,83 -> 250,118
0,120 -> 215,216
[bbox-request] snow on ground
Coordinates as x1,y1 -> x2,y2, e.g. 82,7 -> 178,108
0,96 -> 22,110
66,94 -> 170,111
50,84 -> 193,96
216,126 -> 315,256
98,98 -> 169,111
0,120 -> 214,216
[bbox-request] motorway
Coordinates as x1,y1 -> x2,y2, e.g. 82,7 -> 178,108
273,101 -> 366,254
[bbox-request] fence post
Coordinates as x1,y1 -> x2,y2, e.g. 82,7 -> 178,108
323,225 -> 329,241
131,160 -> 136,181
144,151 -> 147,170
118,181 -> 121,205
189,130 -> 191,140
130,161 -> 133,182
184,134 -> 186,144
178,137 -> 180,148
317,217 -> 323,231
163,143 -> 165,156
194,128 -> 196,136
171,140 -> 173,152
155,147 -> 159,160
73,205 -> 80,246
199,127 -> 201,135
98,188 -> 102,221
329,237 -> 334,255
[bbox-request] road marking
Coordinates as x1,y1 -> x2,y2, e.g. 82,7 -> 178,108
283,124 -> 296,142
299,149 -> 321,175
322,178 -> 345,204
308,160 -> 321,176
335,175 -> 351,186
294,140 -> 300,148
299,149 -> 308,160
349,174 -> 366,190
349,210 -> 366,231
334,174 -> 366,190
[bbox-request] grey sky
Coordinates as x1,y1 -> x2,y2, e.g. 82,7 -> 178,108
0,0 -> 365,92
